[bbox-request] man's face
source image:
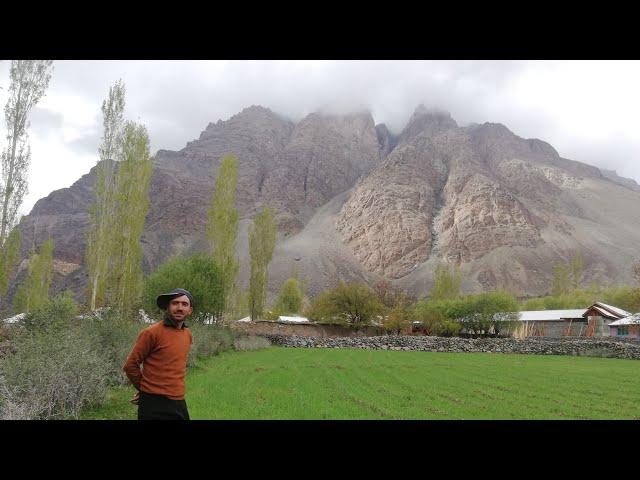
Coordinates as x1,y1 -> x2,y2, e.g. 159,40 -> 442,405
167,295 -> 193,322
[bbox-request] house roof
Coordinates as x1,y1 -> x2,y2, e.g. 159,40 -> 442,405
518,309 -> 587,321
585,302 -> 631,319
608,313 -> 640,326
277,316 -> 310,324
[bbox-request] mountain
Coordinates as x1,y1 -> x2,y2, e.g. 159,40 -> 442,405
6,104 -> 640,311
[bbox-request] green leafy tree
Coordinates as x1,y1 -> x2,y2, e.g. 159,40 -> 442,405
307,281 -> 384,328
20,290 -> 77,333
106,121 -> 153,317
431,262 -> 462,300
86,80 -> 125,311
274,277 -> 304,315
551,262 -> 571,296
142,253 -> 224,323
230,287 -> 249,320
382,292 -> 412,335
0,227 -> 20,301
415,291 -> 519,336
522,297 -> 546,310
0,60 -> 54,296
13,239 -> 54,313
248,206 -> 276,321
469,291 -> 520,336
207,154 -> 239,318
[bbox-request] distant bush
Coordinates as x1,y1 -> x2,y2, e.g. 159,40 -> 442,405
307,281 -> 384,328
20,290 -> 77,333
187,323 -> 236,367
233,336 -> 271,351
77,308 -> 146,386
142,253 -> 225,323
273,277 -> 304,315
261,309 -> 282,321
413,291 -> 519,336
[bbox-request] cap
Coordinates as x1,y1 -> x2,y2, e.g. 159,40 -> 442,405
156,288 -> 194,310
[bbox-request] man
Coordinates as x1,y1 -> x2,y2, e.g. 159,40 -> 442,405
123,288 -> 194,420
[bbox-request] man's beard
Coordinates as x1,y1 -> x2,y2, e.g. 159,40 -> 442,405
165,311 -> 183,324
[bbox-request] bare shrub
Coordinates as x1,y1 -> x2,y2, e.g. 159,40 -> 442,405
233,336 -> 271,351
76,308 -> 145,386
187,323 -> 236,366
0,327 -> 110,419
512,321 -> 536,340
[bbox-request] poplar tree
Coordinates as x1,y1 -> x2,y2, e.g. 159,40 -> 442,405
552,262 -> 570,296
0,227 -> 20,301
12,238 -> 54,313
106,122 -> 152,317
430,262 -> 462,300
248,206 -> 276,321
86,80 -> 125,310
207,154 -> 239,319
0,60 -> 54,297
274,277 -> 304,314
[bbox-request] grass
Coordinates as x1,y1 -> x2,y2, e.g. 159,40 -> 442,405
80,347 -> 640,420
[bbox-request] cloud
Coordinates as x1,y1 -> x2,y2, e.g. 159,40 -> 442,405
66,130 -> 101,157
1,60 -> 639,216
29,107 -> 64,133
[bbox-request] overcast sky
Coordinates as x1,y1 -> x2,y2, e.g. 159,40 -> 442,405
1,60 -> 639,216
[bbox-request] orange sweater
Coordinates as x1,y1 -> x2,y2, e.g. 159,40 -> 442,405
123,320 -> 193,400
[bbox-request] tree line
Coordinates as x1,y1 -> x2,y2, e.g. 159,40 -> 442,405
1,73 -> 277,322
2,64 -> 640,329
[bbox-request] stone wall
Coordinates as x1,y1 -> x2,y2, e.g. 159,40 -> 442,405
260,334 -> 640,360
230,320 -> 385,338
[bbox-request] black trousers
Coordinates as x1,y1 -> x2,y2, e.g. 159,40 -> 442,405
138,391 -> 190,420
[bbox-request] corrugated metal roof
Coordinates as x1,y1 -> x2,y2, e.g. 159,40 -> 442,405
278,316 -> 310,324
608,313 -> 640,326
589,306 -> 614,318
592,302 -> 631,319
518,309 -> 587,321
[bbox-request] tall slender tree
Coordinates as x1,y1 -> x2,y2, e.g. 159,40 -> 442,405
86,80 -> 125,310
207,154 -> 239,320
0,227 -> 20,302
0,60 -> 54,298
552,261 -> 571,296
12,238 -> 54,313
106,121 -> 153,317
430,262 -> 462,300
248,206 -> 276,321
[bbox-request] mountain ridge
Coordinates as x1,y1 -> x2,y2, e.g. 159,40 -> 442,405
4,104 -> 640,312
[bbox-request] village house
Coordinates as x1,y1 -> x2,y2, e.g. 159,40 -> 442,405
608,313 -> 640,339
516,302 -> 631,337
517,309 -> 587,336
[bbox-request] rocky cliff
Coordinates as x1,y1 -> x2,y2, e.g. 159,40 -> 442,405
6,104 -> 640,311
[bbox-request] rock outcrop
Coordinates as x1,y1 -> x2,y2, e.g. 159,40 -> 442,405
6,103 -> 640,311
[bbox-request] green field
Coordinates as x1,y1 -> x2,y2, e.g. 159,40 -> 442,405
81,347 -> 640,420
